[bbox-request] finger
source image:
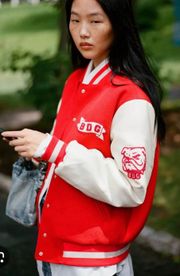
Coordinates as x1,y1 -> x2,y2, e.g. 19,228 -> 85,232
14,145 -> 34,158
18,151 -> 32,158
1,131 -> 24,139
9,137 -> 25,147
14,146 -> 27,153
2,137 -> 10,143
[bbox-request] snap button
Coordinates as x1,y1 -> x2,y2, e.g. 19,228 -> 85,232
46,203 -> 50,208
81,88 -> 86,94
43,233 -> 47,238
54,175 -> 57,179
72,117 -> 77,122
39,251 -> 43,256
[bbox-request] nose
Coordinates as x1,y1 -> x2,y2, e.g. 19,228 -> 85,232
79,22 -> 90,38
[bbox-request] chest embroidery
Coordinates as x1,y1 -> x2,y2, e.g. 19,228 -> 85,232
77,117 -> 106,141
121,147 -> 146,179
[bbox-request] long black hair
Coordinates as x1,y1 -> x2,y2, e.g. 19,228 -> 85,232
65,0 -> 166,141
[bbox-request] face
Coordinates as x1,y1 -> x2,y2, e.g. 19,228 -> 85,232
69,0 -> 114,68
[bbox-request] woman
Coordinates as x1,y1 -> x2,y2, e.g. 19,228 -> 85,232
2,0 -> 165,275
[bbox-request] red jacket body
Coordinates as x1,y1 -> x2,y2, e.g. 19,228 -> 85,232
35,62 -> 159,266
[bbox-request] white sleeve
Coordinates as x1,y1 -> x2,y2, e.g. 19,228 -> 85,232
55,100 -> 157,207
33,134 -> 52,158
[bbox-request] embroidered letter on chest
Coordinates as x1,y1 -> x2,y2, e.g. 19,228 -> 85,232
77,117 -> 106,140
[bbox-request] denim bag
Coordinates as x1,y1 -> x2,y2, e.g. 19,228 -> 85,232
6,157 -> 47,227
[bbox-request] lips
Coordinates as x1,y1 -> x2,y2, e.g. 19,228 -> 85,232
80,42 -> 93,49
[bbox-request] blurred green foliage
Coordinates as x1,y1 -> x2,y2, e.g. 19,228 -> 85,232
4,50 -> 71,126
25,52 -> 71,125
137,1 -> 180,95
0,1 -> 179,119
148,147 -> 180,238
135,0 -> 173,31
0,3 -> 59,67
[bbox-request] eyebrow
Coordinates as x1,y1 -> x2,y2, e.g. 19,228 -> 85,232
71,11 -> 104,17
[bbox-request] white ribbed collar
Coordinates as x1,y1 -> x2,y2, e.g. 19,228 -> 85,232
82,58 -> 110,85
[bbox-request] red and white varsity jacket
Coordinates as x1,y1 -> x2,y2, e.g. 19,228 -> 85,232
34,59 -> 159,266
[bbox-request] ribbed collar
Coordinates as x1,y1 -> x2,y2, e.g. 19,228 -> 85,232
82,58 -> 111,85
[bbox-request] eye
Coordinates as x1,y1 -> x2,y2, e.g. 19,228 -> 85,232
91,20 -> 102,24
70,18 -> 79,23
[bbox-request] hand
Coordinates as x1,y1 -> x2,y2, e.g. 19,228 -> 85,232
1,128 -> 47,158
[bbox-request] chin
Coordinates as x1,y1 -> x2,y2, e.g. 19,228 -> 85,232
79,51 -> 95,60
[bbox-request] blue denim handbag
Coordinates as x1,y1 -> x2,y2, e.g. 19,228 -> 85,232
6,157 -> 47,227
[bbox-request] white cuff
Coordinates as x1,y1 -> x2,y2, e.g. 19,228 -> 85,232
33,133 -> 52,158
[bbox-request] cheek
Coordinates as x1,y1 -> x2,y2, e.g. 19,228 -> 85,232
97,26 -> 113,47
69,25 -> 78,42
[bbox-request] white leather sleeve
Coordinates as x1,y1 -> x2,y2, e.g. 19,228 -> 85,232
54,100 -> 157,207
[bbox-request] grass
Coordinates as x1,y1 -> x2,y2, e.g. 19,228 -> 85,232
0,3 -> 59,57
0,3 -> 59,94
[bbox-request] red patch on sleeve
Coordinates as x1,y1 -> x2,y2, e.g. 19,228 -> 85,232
121,147 -> 146,179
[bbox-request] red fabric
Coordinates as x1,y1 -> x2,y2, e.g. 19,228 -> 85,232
54,143 -> 67,165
